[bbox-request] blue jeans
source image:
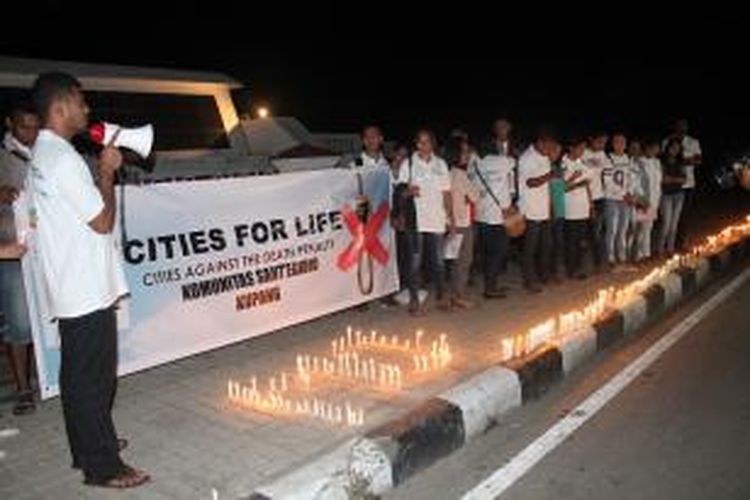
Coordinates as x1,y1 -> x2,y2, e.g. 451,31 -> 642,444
604,199 -> 632,264
0,261 -> 32,345
409,232 -> 446,303
658,193 -> 685,255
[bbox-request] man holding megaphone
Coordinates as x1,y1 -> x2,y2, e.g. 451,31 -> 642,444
29,72 -> 150,489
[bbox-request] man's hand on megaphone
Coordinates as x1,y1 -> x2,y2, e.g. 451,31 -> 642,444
98,131 -> 123,178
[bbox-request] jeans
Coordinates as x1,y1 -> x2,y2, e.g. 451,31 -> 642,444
634,219 -> 655,261
658,193 -> 685,255
587,199 -> 605,271
409,232 -> 446,303
676,188 -> 694,251
522,219 -> 551,287
449,227 -> 475,299
477,222 -> 509,294
564,219 -> 588,277
59,306 -> 124,481
604,199 -> 632,264
0,261 -> 32,345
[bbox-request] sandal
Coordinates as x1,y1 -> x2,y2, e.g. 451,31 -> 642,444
12,392 -> 36,416
84,467 -> 150,489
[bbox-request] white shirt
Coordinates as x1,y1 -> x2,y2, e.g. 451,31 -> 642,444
562,156 -> 591,220
30,129 -> 128,319
581,149 -> 610,201
602,153 -> 634,201
398,153 -> 450,233
470,154 -> 513,225
349,151 -> 389,170
638,157 -> 663,221
681,136 -> 701,189
518,145 -> 551,221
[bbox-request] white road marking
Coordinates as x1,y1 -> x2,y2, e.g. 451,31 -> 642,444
462,267 -> 750,500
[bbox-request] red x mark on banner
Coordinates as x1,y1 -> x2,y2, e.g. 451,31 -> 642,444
336,201 -> 390,271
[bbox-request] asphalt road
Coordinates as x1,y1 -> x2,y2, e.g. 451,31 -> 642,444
387,267 -> 750,500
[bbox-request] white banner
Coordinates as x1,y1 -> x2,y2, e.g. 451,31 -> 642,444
20,167 -> 398,399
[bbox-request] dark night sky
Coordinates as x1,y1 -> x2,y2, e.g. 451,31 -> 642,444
1,2 -> 746,161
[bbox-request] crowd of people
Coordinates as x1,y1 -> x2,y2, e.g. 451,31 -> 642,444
350,119 -> 702,315
0,71 -> 702,489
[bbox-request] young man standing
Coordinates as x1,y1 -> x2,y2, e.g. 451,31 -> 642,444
351,125 -> 390,170
0,102 -> 39,415
602,133 -> 635,268
664,119 -> 702,250
562,138 -> 592,279
399,129 -> 453,314
518,131 -> 553,293
29,72 -> 149,489
581,132 -> 610,272
472,140 -> 515,299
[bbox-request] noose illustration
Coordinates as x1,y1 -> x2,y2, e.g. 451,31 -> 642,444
355,171 -> 374,295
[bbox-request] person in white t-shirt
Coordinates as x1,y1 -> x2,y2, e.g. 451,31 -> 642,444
0,101 -> 40,416
518,131 -> 554,293
471,140 -> 515,298
445,137 -> 480,308
29,72 -> 149,489
562,137 -> 592,279
397,129 -> 453,314
662,119 -> 702,250
602,133 -> 636,267
349,125 -> 390,170
633,140 -> 663,262
581,132 -> 610,272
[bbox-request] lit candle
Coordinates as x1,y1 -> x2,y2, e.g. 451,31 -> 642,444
281,372 -> 288,392
416,330 -> 423,351
347,326 -> 353,348
355,330 -> 362,346
370,330 -> 377,344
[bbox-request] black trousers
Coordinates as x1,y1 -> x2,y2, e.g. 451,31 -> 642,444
478,222 -> 508,293
565,219 -> 588,277
522,220 -> 552,287
59,306 -> 124,481
675,188 -> 695,251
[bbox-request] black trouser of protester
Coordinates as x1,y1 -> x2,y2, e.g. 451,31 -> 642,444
59,306 -> 124,482
676,188 -> 695,251
565,219 -> 588,277
587,199 -> 605,271
396,229 -> 415,291
478,222 -> 508,294
551,218 -> 565,278
522,219 -> 552,288
409,232 -> 446,304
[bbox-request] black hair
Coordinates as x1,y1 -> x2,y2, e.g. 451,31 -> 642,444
361,124 -> 382,137
444,135 -> 467,168
9,98 -> 37,121
31,72 -> 82,122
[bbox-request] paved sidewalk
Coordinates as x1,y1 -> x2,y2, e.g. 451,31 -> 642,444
0,260 -> 651,500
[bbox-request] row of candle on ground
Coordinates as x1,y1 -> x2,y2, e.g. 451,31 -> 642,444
331,328 -> 428,356
297,353 -> 403,390
227,379 -> 365,426
499,217 -> 750,363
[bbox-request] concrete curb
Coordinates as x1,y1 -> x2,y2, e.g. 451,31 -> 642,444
250,235 -> 750,499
